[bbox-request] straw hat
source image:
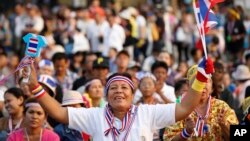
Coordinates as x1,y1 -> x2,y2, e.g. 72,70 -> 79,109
61,90 -> 83,106
228,8 -> 240,20
232,65 -> 250,81
186,65 -> 198,81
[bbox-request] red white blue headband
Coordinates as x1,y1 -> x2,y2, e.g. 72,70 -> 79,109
105,76 -> 135,95
25,103 -> 42,108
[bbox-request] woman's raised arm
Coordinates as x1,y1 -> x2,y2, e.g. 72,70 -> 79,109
23,63 -> 69,124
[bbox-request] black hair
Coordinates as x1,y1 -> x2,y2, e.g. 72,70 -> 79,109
4,87 -> 25,106
116,50 -> 130,58
151,61 -> 168,73
174,79 -> 188,93
24,98 -> 44,113
0,52 -> 7,57
214,61 -> 224,70
212,36 -> 219,44
52,52 -> 68,63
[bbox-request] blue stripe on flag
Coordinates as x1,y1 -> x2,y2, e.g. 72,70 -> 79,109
29,43 -> 38,48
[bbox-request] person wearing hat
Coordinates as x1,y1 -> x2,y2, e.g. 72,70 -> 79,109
224,7 -> 246,62
232,65 -> 250,107
38,59 -> 54,76
54,90 -> 89,141
92,57 -> 110,86
38,74 -> 63,128
164,65 -> 238,141
22,57 -> 215,140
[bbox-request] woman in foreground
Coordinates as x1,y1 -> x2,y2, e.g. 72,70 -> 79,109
21,58 -> 213,141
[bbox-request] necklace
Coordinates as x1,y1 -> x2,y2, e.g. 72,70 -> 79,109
25,128 -> 43,141
8,117 -> 23,133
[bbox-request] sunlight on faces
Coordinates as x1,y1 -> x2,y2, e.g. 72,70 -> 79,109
87,79 -> 104,99
4,93 -> 23,115
107,81 -> 134,110
25,106 -> 46,128
139,77 -> 156,97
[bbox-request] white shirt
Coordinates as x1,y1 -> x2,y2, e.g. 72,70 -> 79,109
68,104 -> 176,141
86,21 -> 109,52
103,24 -> 125,56
161,83 -> 176,102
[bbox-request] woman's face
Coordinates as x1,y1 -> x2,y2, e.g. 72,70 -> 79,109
139,77 -> 156,97
25,106 -> 45,129
4,93 -> 23,115
200,78 -> 213,101
88,80 -> 104,99
107,81 -> 134,111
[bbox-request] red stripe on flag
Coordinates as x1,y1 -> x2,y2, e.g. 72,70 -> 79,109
30,38 -> 38,42
28,49 -> 36,53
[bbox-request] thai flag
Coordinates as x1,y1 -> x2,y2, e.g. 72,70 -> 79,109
28,38 -> 38,53
193,0 -> 224,57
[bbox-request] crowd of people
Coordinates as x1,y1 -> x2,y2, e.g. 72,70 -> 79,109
0,0 -> 250,140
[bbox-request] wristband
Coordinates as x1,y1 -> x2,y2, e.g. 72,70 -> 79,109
180,128 -> 191,139
191,78 -> 206,93
31,84 -> 46,99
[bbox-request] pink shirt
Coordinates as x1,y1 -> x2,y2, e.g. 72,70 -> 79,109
7,128 -> 60,141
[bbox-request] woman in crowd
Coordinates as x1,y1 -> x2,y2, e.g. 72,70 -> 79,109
22,58 -> 213,140
137,72 -> 171,141
82,78 -> 106,108
7,98 -> 59,141
0,88 -> 25,140
137,72 -> 171,105
164,65 -> 238,141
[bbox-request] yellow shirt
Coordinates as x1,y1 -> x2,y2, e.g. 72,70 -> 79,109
164,98 -> 239,141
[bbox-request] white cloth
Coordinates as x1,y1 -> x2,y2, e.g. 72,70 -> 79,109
23,16 -> 44,33
142,56 -> 156,72
68,104 -> 176,141
161,83 -> 176,102
86,21 -> 109,52
72,32 -> 90,53
15,14 -> 26,37
103,24 -> 125,56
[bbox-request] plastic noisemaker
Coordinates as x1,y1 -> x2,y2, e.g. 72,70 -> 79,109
22,33 -> 48,83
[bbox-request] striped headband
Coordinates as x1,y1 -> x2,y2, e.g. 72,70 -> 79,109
25,103 -> 42,108
85,79 -> 101,88
105,76 -> 135,95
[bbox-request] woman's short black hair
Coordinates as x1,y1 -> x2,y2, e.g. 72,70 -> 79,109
4,87 -> 25,105
151,61 -> 168,73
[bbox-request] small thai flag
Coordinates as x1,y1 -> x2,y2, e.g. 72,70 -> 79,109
28,38 -> 38,53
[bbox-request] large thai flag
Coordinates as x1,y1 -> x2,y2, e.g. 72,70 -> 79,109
193,0 -> 224,57
28,38 -> 38,53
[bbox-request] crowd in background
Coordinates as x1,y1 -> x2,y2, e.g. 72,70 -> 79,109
0,0 -> 250,140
